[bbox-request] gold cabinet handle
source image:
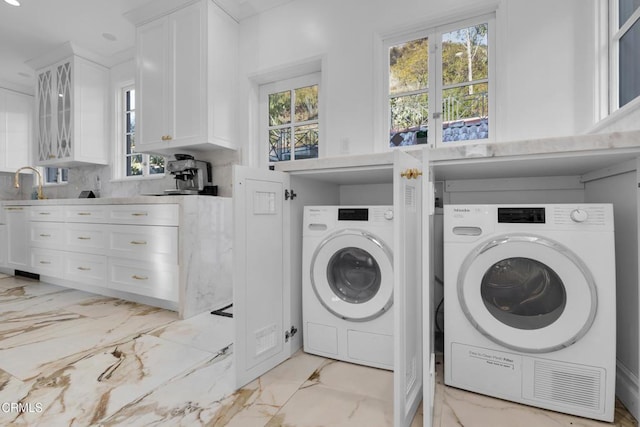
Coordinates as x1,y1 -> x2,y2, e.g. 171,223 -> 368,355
132,275 -> 148,280
77,212 -> 92,216
130,240 -> 147,245
39,233 -> 51,237
400,168 -> 423,179
131,212 -> 148,217
77,236 -> 91,240
48,154 -> 56,159
39,261 -> 51,265
5,207 -> 23,211
77,266 -> 91,271
39,212 -> 51,215
161,135 -> 173,141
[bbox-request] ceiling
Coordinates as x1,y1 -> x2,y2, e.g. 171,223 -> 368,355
0,0 -> 293,95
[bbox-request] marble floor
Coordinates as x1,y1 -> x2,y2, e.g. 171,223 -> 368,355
0,274 -> 637,426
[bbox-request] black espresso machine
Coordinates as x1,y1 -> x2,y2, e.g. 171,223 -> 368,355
164,154 -> 217,195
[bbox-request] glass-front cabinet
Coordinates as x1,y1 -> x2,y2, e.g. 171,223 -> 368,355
34,53 -> 109,167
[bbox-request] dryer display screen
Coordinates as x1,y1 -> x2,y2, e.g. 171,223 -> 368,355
498,208 -> 545,223
338,208 -> 369,221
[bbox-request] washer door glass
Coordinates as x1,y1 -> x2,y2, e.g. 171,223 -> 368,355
327,247 -> 381,304
481,257 -> 566,330
311,229 -> 393,321
458,234 -> 597,353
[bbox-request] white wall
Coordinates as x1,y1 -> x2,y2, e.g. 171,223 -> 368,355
238,0 -> 599,167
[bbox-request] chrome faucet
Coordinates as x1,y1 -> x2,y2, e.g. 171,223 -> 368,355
14,166 -> 45,200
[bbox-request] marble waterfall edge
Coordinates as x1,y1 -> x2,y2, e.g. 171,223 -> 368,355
179,196 -> 233,319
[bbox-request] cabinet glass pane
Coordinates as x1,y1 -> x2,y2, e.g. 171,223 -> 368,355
620,0 -> 640,27
38,70 -> 53,161
56,62 -> 72,158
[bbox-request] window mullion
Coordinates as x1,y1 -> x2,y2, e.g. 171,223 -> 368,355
430,31 -> 441,147
290,89 -> 296,161
614,6 -> 640,40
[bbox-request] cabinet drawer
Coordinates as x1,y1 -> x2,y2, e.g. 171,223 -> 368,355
65,253 -> 107,288
65,206 -> 107,223
108,225 -> 178,263
30,222 -> 64,248
30,247 -> 64,277
30,205 -> 64,221
65,223 -> 107,254
108,204 -> 179,226
108,258 -> 178,301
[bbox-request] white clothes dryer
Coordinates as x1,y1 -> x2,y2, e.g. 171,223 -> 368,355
303,206 -> 394,370
444,204 -> 616,422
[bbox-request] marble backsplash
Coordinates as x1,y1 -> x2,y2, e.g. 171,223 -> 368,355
1,149 -> 239,201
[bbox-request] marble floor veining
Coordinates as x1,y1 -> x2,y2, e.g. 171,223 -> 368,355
0,275 -> 637,426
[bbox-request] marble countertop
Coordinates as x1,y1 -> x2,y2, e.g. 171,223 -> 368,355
0,195 -> 228,206
275,130 -> 640,181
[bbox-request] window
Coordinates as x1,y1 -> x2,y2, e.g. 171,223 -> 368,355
44,167 -> 68,185
260,73 -> 320,165
611,0 -> 640,109
117,85 -> 164,178
385,14 -> 494,148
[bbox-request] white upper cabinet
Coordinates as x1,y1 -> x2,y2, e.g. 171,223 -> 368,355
0,88 -> 32,172
135,0 -> 238,155
34,51 -> 109,167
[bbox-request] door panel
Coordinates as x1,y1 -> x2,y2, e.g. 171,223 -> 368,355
423,150 -> 435,427
393,150 -> 424,426
234,166 -> 290,387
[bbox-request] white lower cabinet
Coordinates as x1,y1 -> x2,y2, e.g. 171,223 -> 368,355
24,203 -> 180,305
64,253 -> 107,288
5,206 -> 29,270
30,247 -> 64,278
108,257 -> 179,301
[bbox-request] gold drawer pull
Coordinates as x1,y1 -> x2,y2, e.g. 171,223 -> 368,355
132,275 -> 148,280
77,212 -> 92,216
5,207 -> 23,211
39,233 -> 51,237
39,212 -> 51,215
131,212 -> 148,217
77,236 -> 91,240
39,261 -> 51,265
161,135 -> 173,141
130,240 -> 147,245
48,154 -> 56,159
77,266 -> 91,271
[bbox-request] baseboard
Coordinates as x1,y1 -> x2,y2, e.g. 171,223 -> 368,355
616,359 -> 639,421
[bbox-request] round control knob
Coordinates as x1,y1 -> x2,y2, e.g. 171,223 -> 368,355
384,209 -> 394,220
570,209 -> 588,223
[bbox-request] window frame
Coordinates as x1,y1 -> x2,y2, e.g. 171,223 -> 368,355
113,82 -> 165,180
43,167 -> 68,186
259,72 -> 321,168
381,13 -> 496,150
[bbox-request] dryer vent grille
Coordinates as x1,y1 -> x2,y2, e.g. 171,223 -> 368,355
533,361 -> 602,411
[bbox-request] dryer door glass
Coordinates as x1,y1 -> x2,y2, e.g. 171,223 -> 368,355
480,257 -> 567,330
327,247 -> 381,303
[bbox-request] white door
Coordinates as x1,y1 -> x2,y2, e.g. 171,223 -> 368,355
422,150 -> 435,427
393,150 -> 424,426
234,165 -> 291,387
137,16 -> 169,147
171,1 -> 205,145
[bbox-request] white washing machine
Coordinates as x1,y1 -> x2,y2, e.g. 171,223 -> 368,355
444,204 -> 616,422
303,206 -> 394,370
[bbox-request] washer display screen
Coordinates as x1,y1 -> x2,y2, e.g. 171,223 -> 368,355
480,257 -> 567,330
327,247 -> 381,304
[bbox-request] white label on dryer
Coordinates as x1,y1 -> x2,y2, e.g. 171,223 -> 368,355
451,343 -> 522,398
